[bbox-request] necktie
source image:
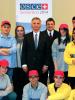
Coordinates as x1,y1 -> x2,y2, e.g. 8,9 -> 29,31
35,33 -> 38,49
49,32 -> 51,37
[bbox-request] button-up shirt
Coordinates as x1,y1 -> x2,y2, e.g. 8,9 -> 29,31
33,31 -> 40,46
0,33 -> 17,68
47,30 -> 54,37
22,82 -> 47,100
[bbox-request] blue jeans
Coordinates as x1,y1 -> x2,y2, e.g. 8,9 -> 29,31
0,92 -> 17,100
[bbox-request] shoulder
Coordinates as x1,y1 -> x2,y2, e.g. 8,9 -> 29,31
8,34 -> 15,38
42,30 -> 47,33
25,32 -> 33,38
48,83 -> 54,88
54,30 -> 59,33
66,41 -> 73,48
4,74 -> 10,80
53,38 -> 58,43
54,30 -> 60,36
23,83 -> 30,90
38,82 -> 47,90
8,34 -> 16,41
61,83 -> 71,89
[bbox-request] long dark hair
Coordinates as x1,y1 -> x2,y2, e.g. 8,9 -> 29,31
15,25 -> 25,39
58,28 -> 70,45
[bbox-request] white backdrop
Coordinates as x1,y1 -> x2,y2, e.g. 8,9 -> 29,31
16,0 -> 52,33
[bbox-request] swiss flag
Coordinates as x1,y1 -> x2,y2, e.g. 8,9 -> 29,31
42,4 -> 48,10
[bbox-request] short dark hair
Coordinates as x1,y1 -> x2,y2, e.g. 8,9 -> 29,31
46,18 -> 55,25
72,16 -> 75,20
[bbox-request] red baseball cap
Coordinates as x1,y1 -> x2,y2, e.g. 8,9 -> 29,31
59,24 -> 68,29
0,59 -> 9,68
1,20 -> 11,26
29,70 -> 39,77
54,70 -> 64,77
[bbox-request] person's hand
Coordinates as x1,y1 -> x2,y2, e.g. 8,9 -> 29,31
42,65 -> 48,73
46,98 -> 48,100
22,65 -> 28,72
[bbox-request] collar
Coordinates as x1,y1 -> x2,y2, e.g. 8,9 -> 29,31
47,30 -> 54,36
61,36 -> 66,40
33,31 -> 40,35
29,82 -> 39,90
0,33 -> 11,38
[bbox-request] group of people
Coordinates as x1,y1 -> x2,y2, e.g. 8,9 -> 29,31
0,16 -> 75,100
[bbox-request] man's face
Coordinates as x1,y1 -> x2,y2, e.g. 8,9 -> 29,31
1,24 -> 11,36
54,75 -> 64,88
31,19 -> 41,32
72,20 -> 75,28
46,21 -> 55,31
29,75 -> 39,86
0,67 -> 7,75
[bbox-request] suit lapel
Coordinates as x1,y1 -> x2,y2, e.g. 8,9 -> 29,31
30,32 -> 35,49
38,32 -> 43,49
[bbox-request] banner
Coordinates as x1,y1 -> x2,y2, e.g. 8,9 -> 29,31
16,0 -> 52,33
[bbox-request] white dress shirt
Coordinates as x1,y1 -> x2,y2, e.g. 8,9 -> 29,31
33,31 -> 40,47
47,30 -> 54,37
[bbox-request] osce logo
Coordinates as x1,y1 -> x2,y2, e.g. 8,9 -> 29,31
20,3 -> 48,10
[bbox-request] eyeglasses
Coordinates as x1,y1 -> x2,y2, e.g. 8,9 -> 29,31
16,30 -> 24,33
54,76 -> 63,79
29,76 -> 38,78
3,25 -> 10,29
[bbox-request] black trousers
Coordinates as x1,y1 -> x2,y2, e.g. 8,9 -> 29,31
39,70 -> 48,86
49,67 -> 54,83
13,68 -> 29,100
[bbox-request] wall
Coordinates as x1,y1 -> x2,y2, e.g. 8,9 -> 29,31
53,0 -> 75,32
0,0 -> 74,34
0,0 -> 16,35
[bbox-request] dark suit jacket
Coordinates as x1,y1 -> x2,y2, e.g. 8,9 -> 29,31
21,31 -> 49,71
43,30 -> 60,68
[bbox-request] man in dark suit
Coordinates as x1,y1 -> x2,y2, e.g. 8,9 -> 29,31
21,17 -> 49,85
43,18 -> 59,83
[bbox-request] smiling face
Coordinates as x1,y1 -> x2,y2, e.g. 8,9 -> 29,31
46,21 -> 55,31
